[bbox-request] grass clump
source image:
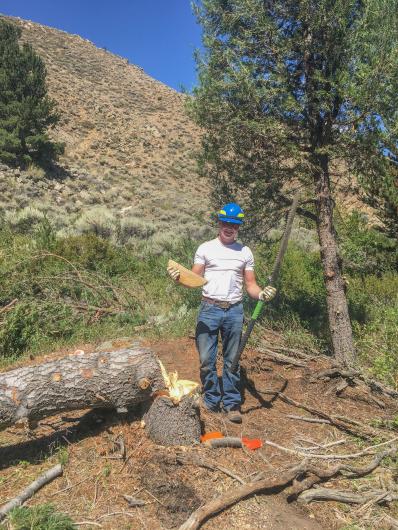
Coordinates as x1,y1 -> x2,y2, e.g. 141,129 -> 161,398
4,207 -> 45,234
4,503 -> 76,530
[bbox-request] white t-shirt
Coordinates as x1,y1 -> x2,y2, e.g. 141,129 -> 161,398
194,237 -> 254,303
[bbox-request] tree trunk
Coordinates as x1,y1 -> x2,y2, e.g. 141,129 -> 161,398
315,154 -> 355,366
0,347 -> 166,430
144,395 -> 201,446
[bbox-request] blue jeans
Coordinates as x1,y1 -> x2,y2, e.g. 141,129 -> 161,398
195,301 -> 244,412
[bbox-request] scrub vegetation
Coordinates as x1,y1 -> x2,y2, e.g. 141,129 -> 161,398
0,214 -> 396,385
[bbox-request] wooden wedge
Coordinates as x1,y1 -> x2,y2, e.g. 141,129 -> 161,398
168,259 -> 207,288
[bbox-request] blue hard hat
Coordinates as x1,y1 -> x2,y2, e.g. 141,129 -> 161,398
218,203 -> 245,225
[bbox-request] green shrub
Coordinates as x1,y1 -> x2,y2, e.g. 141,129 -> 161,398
54,233 -> 114,269
6,503 -> 76,530
254,242 -> 327,339
338,211 -> 397,275
74,206 -> 116,239
118,216 -> 156,242
5,207 -> 45,234
355,301 -> 398,386
0,301 -> 76,357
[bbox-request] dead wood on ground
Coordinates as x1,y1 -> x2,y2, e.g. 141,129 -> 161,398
176,453 -> 245,484
0,348 -> 165,430
278,392 -> 387,440
297,487 -> 398,505
0,464 -> 63,521
179,447 -> 397,530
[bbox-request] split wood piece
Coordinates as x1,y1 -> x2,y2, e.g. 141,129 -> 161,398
144,394 -> 201,446
257,348 -> 308,368
179,447 -> 397,530
278,393 -> 385,440
298,487 -> 398,505
312,366 -> 398,399
176,453 -> 245,484
0,464 -> 63,521
168,259 -> 207,288
123,495 -> 147,507
0,348 -> 165,430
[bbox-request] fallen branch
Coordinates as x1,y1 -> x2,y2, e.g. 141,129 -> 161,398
275,346 -> 316,359
279,392 -> 385,440
178,463 -> 303,530
287,414 -> 331,425
0,464 -> 63,521
298,487 -> 398,505
287,446 -> 397,499
295,439 -> 347,451
179,447 -> 397,530
0,299 -> 18,316
379,513 -> 398,530
258,348 -> 307,368
265,437 -> 398,460
176,453 -> 245,484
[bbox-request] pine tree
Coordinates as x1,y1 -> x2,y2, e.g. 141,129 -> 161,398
191,0 -> 398,366
0,18 -> 63,166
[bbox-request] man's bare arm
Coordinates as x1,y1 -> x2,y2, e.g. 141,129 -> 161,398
245,270 -> 277,301
244,270 -> 262,299
192,264 -> 205,277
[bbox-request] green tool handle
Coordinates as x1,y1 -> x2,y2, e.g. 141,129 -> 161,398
230,191 -> 300,373
230,301 -> 263,372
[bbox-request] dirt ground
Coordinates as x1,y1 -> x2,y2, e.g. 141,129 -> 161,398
1,336 -> 397,530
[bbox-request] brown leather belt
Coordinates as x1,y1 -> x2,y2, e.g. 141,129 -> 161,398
202,297 -> 242,309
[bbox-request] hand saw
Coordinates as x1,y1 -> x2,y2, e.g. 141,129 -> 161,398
230,191 -> 301,373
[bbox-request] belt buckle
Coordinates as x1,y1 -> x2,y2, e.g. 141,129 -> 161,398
217,300 -> 231,309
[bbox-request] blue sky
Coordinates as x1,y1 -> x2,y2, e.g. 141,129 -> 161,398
0,0 -> 203,91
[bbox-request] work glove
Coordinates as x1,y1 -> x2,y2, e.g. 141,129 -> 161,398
259,285 -> 277,302
167,266 -> 180,282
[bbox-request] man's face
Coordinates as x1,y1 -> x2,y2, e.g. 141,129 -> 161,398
218,221 -> 239,244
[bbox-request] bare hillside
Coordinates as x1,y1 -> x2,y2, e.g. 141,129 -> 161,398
0,15 -> 210,242
0,15 -> 375,244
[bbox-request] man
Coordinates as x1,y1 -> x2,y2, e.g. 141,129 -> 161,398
167,203 -> 276,423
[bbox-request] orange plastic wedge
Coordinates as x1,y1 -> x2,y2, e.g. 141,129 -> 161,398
242,437 -> 263,450
200,431 -> 224,443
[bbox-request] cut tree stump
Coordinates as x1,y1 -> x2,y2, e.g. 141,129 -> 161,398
144,394 -> 201,446
0,348 -> 166,430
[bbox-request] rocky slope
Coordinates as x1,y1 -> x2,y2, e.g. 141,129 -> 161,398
0,15 -> 210,243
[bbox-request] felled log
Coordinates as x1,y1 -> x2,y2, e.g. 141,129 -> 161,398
144,394 -> 201,446
0,348 -> 165,430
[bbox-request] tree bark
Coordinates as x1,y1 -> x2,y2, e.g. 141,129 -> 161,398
0,347 -> 166,430
144,395 -> 201,446
314,153 -> 355,366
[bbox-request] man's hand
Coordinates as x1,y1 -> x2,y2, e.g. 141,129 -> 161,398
167,266 -> 180,282
259,285 -> 277,301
